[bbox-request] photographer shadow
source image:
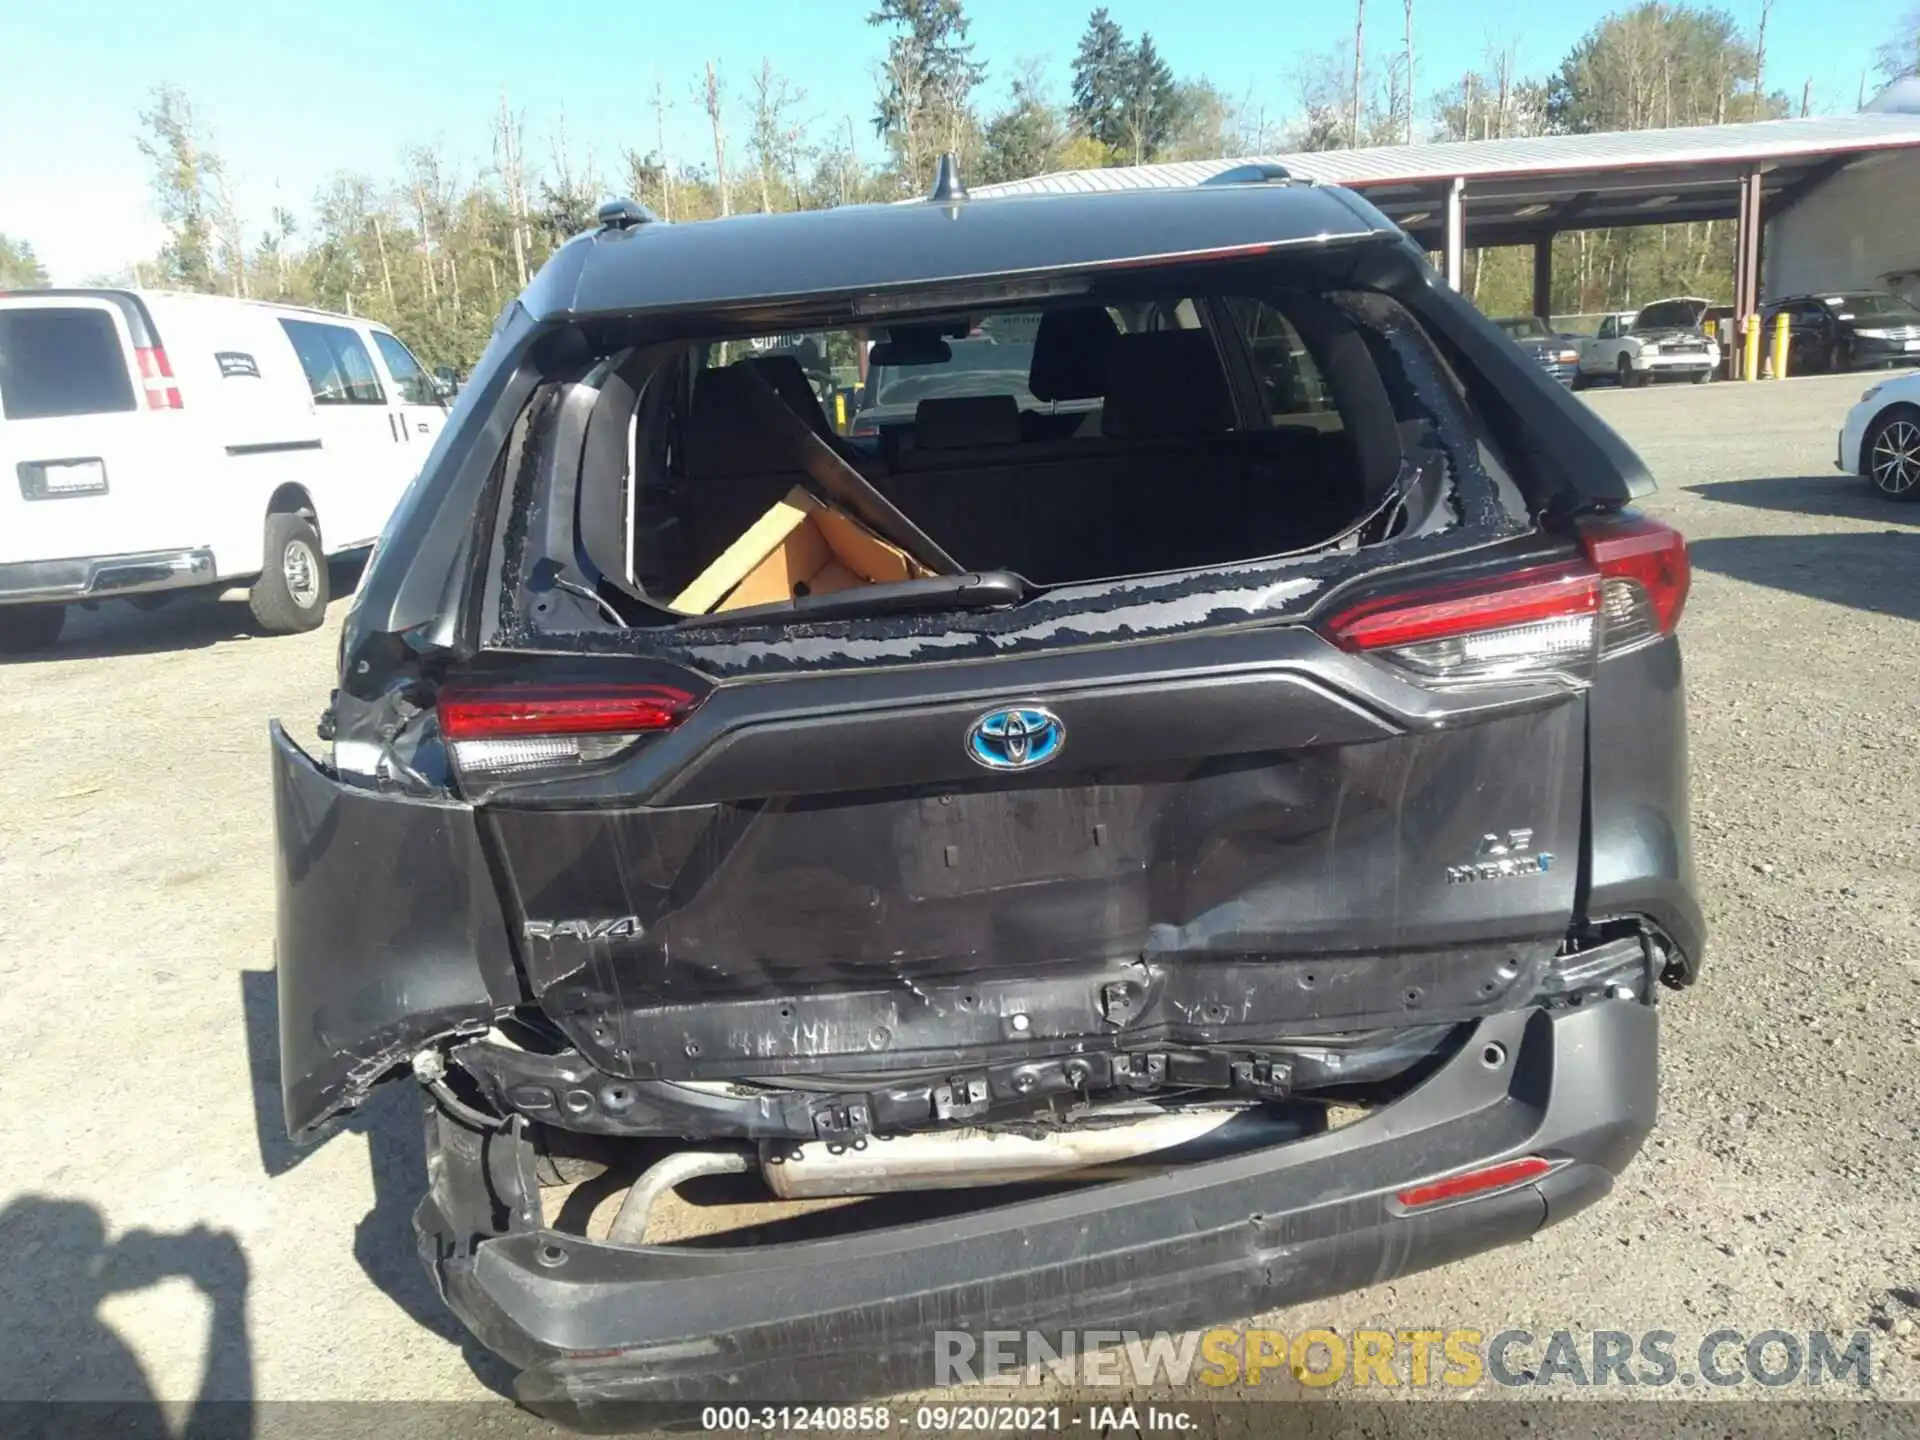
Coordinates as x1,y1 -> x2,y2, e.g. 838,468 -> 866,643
0,1197 -> 252,1440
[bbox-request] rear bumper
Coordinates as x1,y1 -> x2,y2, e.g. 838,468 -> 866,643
0,547 -> 215,604
1848,335 -> 1920,365
415,998 -> 1657,1414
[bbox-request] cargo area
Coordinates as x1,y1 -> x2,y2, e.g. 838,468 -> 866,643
495,282 -> 1474,637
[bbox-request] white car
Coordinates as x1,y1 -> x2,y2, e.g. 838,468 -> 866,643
1839,370 -> 1920,499
0,289 -> 447,650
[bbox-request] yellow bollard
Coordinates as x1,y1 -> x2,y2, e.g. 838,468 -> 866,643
834,390 -> 847,433
1742,314 -> 1762,382
1771,312 -> 1791,380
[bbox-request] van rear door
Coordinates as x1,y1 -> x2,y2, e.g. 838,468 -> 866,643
0,295 -> 202,567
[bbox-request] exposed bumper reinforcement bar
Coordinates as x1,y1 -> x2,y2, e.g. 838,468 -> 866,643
414,999 -> 1656,1418
0,547 -> 216,603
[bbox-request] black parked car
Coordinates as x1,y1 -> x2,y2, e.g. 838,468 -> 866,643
1766,290 -> 1920,373
1493,315 -> 1581,385
273,164 -> 1702,1411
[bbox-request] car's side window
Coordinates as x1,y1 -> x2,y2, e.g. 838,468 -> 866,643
1597,317 -> 1616,339
372,331 -> 438,407
280,318 -> 387,405
1225,298 -> 1339,424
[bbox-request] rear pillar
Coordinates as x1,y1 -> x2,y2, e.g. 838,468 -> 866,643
1443,177 -> 1466,291
1531,235 -> 1554,319
1732,168 -> 1764,377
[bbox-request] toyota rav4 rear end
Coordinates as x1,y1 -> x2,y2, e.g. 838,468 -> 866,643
271,172 -> 1703,1416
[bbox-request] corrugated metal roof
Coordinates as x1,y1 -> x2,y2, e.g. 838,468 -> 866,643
972,112 -> 1920,198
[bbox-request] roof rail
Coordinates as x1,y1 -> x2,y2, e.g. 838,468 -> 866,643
597,198 -> 660,231
1202,163 -> 1307,188
928,152 -> 969,204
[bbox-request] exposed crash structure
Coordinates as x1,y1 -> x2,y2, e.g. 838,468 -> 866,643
272,162 -> 1703,1413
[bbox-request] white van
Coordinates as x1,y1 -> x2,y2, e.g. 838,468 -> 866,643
0,289 -> 447,650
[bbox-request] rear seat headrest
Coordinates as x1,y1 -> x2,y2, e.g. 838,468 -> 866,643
914,394 -> 1023,448
749,353 -> 831,434
1099,330 -> 1235,438
684,364 -> 797,478
1029,306 -> 1120,402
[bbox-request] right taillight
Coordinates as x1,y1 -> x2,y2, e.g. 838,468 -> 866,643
1321,514 -> 1688,685
1579,513 -> 1689,652
437,679 -> 702,779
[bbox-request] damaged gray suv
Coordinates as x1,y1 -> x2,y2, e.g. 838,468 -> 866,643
272,163 -> 1704,1413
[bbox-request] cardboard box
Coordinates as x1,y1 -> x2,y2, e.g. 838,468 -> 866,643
672,485 -> 932,614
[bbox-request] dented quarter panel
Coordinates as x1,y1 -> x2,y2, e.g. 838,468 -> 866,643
271,723 -> 520,1136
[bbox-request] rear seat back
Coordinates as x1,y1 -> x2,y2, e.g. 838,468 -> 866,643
874,427 -> 1342,582
915,394 -> 1022,449
1098,330 -> 1235,439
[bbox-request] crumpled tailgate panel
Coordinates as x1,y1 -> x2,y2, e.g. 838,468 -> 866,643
271,722 -> 519,1138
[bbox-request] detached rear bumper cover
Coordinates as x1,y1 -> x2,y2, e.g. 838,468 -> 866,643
415,999 -> 1655,1410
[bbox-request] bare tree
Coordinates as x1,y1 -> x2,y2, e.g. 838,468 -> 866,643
1403,0 -> 1416,142
1753,0 -> 1775,114
406,147 -> 447,306
749,61 -> 808,213
653,72 -> 674,220
370,210 -> 395,306
211,164 -> 248,298
878,47 -> 928,188
494,89 -> 530,288
700,62 -> 731,217
1351,0 -> 1367,145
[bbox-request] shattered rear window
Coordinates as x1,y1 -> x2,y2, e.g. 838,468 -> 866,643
485,277 -> 1519,665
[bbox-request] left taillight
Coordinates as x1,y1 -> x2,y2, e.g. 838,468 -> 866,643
437,680 -> 702,779
1320,515 -> 1688,684
135,345 -> 182,410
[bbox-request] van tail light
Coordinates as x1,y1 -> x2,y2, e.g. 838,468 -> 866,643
438,680 -> 702,779
135,345 -> 183,410
1320,515 -> 1688,684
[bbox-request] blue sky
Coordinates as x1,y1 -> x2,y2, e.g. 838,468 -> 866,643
1,0 -> 1901,282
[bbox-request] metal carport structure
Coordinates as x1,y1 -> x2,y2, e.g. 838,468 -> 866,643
973,112 -> 1920,376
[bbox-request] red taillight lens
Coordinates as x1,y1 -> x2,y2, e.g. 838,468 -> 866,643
1325,562 -> 1599,653
1396,1155 -> 1553,1210
1320,515 -> 1688,685
1579,513 -> 1689,638
439,682 -> 699,739
438,681 -> 701,780
135,345 -> 182,410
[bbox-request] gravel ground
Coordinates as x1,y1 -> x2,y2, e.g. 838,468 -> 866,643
1,371 -> 1916,1429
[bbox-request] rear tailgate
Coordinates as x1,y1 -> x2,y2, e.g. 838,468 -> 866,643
462,614 -> 1587,1082
0,295 -> 202,566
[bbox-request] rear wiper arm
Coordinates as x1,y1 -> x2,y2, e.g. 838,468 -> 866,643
682,571 -> 1027,627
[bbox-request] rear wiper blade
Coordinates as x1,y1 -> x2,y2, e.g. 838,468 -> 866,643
682,571 -> 1027,627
